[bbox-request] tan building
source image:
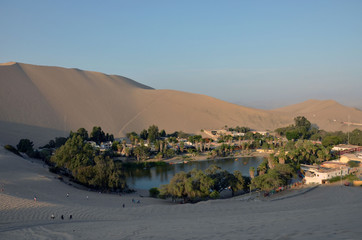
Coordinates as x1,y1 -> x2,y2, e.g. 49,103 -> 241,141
339,153 -> 362,164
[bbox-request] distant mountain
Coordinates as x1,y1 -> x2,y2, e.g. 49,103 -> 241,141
0,62 -> 290,145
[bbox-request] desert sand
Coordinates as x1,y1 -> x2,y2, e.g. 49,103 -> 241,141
1,146 -> 361,240
272,99 -> 362,132
0,62 -> 290,147
3,62 -> 362,147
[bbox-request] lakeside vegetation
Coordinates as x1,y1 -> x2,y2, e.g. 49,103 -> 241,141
4,116 -> 362,198
158,165 -> 248,202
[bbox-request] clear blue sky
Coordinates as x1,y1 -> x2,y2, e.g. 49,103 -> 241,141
1,0 -> 361,109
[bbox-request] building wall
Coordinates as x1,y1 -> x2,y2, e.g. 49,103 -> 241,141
305,168 -> 349,184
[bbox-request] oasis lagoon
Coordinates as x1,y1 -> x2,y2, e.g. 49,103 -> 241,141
125,156 -> 264,190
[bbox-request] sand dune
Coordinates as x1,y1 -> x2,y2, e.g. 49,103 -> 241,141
1,62 -> 362,146
0,62 -> 290,146
273,99 -> 362,132
1,147 -> 361,239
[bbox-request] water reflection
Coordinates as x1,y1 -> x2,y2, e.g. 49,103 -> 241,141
126,156 -> 264,189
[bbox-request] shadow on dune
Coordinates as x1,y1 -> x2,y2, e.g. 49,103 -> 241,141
0,120 -> 68,147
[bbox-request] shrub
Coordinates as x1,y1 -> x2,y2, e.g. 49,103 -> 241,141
329,174 -> 359,183
347,161 -> 360,168
17,139 -> 34,153
165,148 -> 176,158
210,190 -> 220,199
149,187 -> 160,198
4,145 -> 21,157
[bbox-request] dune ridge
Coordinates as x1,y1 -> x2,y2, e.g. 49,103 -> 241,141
0,62 -> 289,145
1,62 -> 362,146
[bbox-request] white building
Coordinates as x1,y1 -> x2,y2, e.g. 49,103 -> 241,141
302,163 -> 349,184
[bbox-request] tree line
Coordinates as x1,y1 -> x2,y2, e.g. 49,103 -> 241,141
275,116 -> 362,146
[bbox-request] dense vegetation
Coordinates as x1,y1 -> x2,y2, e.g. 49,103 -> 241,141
16,139 -> 35,155
251,138 -> 336,191
159,165 -> 248,202
275,116 -> 317,140
276,116 -> 362,146
228,126 -> 251,133
51,134 -> 127,191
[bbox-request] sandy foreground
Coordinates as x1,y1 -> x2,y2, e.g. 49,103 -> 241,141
0,147 -> 361,240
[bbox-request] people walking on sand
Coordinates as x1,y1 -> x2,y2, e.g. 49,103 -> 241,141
69,214 -> 72,220
122,203 -> 125,208
132,198 -> 134,203
86,195 -> 89,200
66,193 -> 69,198
34,196 -> 37,202
51,214 -> 55,220
61,215 -> 64,220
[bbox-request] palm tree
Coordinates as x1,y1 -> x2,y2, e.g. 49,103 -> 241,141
179,141 -> 185,152
249,167 -> 255,179
268,154 -> 275,169
124,147 -> 130,157
278,150 -> 286,164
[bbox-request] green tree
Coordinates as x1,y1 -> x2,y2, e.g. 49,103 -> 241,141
188,135 -> 202,143
165,148 -> 176,159
160,171 -> 188,200
90,126 -> 106,144
286,130 -> 301,141
55,137 -> 68,148
17,139 -> 34,154
185,169 -> 213,199
257,158 -> 268,175
74,128 -> 89,140
160,129 -> 166,138
349,129 -> 362,146
294,116 -> 311,130
52,135 -> 127,191
251,169 -> 284,191
51,135 -> 94,170
133,145 -> 150,162
228,170 -> 245,196
148,125 -> 159,143
140,129 -> 148,140
149,187 -> 160,198
322,135 -> 342,147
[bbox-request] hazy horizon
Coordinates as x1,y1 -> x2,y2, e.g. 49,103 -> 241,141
1,1 -> 361,109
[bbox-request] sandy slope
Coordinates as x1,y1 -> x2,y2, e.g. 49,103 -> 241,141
1,62 -> 362,146
1,147 -> 361,240
272,99 -> 362,132
0,62 -> 290,146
